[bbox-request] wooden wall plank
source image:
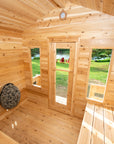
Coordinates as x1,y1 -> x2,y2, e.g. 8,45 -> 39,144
0,34 -> 26,91
22,5 -> 114,118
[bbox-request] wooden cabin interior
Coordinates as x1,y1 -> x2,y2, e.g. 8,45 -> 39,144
0,0 -> 114,143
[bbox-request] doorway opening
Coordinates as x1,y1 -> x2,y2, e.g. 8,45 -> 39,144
49,41 -> 76,114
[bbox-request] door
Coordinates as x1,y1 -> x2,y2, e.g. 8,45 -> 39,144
49,42 -> 77,114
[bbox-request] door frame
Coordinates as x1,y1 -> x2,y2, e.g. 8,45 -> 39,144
48,36 -> 79,115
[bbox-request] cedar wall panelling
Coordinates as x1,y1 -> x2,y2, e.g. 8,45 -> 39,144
0,35 -> 26,91
23,37 -> 114,118
72,43 -> 92,118
40,41 -> 49,91
23,12 -> 114,118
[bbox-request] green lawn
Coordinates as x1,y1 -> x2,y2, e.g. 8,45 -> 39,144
56,62 -> 69,87
32,58 -> 110,86
31,58 -> 40,76
89,61 -> 110,84
56,61 -> 69,70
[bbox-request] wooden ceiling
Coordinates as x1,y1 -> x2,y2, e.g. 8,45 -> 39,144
70,0 -> 114,16
0,0 -> 113,33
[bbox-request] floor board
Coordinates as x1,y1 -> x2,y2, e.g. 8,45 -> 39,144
0,131 -> 18,144
0,91 -> 82,144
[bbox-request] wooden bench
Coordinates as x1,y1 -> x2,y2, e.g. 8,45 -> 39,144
77,103 -> 114,144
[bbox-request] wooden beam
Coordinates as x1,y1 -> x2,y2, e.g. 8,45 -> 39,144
29,13 -> 113,30
52,0 -> 66,8
48,0 -> 61,8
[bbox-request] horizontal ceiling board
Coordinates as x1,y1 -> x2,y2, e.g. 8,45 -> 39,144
0,0 -> 113,32
0,0 -> 59,32
70,0 -> 114,16
0,7 -> 36,25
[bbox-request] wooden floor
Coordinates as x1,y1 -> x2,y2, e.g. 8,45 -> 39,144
0,131 -> 18,144
77,103 -> 114,144
0,90 -> 82,144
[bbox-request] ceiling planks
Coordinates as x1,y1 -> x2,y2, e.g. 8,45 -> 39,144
0,0 -> 113,33
23,5 -> 114,41
0,7 -> 35,25
70,0 -> 114,16
48,0 -> 62,8
52,0 -> 67,8
0,0 -> 59,32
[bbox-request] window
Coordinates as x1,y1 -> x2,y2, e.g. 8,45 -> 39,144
30,48 -> 41,86
87,49 -> 112,101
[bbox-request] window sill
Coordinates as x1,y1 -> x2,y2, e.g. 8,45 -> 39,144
86,97 -> 103,103
32,84 -> 41,89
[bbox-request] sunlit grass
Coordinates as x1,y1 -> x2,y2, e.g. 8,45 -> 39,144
89,61 -> 110,84
31,58 -> 40,76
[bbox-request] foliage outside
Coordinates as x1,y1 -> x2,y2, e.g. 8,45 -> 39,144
31,48 -> 40,57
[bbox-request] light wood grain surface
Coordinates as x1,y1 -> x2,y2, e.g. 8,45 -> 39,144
77,103 -> 114,144
0,90 -> 82,144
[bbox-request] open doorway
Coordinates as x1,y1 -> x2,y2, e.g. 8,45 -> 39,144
87,49 -> 112,101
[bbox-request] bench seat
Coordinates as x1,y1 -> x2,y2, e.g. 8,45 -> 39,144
77,103 -> 114,144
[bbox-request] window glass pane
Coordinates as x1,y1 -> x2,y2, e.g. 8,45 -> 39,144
31,48 -> 40,76
56,49 -> 70,70
87,49 -> 112,100
56,71 -> 69,105
31,48 -> 41,86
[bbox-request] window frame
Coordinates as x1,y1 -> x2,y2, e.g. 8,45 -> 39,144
86,48 -> 113,103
